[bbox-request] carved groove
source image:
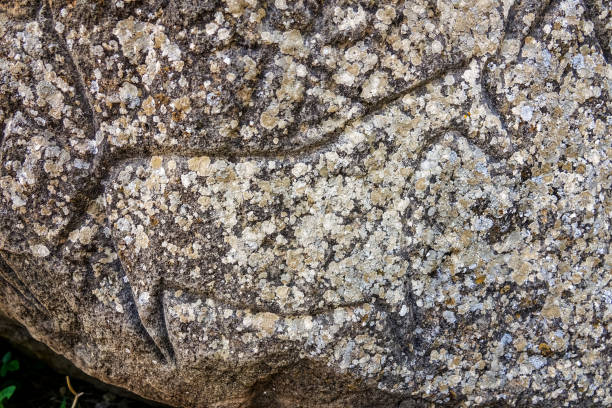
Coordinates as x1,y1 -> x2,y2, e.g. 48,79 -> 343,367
0,251 -> 50,316
582,0 -> 611,63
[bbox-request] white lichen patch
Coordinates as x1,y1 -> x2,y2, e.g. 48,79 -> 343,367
30,243 -> 50,258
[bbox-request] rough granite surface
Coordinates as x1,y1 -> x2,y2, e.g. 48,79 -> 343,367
0,0 -> 610,406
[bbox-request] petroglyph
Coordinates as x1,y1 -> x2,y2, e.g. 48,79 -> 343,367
1,0 -> 610,406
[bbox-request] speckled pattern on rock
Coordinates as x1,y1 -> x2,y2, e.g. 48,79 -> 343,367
0,0 -> 610,407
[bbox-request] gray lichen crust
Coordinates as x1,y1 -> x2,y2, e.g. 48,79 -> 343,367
0,0 -> 610,407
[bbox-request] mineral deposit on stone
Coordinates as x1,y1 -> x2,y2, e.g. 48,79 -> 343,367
0,0 -> 610,407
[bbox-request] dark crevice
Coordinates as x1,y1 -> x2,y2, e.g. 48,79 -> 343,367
105,56 -> 474,165
582,0 -> 611,63
157,278 -> 176,363
41,1 -> 99,135
247,358 -> 411,408
150,278 -> 370,318
480,61 -> 513,157
116,266 -> 170,365
36,0 -> 106,250
516,0 -> 555,60
0,259 -> 49,317
480,0 -> 555,162
105,219 -> 173,365
0,251 -> 51,317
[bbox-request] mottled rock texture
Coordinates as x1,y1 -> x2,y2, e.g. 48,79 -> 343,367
0,0 -> 610,406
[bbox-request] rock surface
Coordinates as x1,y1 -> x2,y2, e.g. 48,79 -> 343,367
0,0 -> 610,406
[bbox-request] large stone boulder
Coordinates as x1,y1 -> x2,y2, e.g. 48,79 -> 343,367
0,0 -> 610,406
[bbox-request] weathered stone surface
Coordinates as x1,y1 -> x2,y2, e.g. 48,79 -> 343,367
0,0 -> 610,406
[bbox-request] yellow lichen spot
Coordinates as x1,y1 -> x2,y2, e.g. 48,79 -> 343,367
260,106 -> 279,129
279,30 -> 304,56
224,0 -> 254,16
197,195 -> 211,209
135,230 -> 149,250
415,177 -> 427,191
539,342 -> 553,357
370,188 -> 386,206
154,32 -> 166,49
77,226 -> 97,245
275,286 -> 289,300
171,96 -> 191,121
172,95 -> 191,112
150,156 -> 163,170
142,95 -> 156,115
188,156 -> 211,176
475,275 -> 486,284
513,336 -> 527,351
511,261 -> 531,285
541,296 -> 562,319
253,312 -> 279,335
375,5 -> 396,24
360,71 -> 389,99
